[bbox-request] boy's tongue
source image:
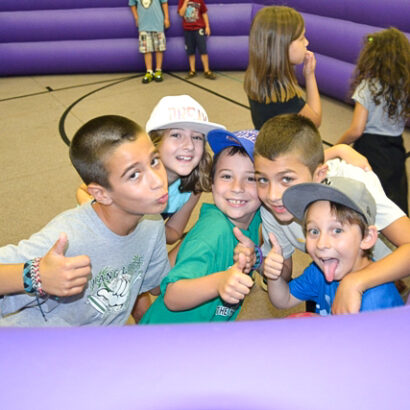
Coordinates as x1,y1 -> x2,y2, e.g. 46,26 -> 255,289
322,259 -> 338,282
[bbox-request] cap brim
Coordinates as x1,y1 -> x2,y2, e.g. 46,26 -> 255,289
283,183 -> 365,221
146,120 -> 225,137
207,129 -> 254,160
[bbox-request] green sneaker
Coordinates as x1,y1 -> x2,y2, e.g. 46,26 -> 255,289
142,71 -> 153,84
154,69 -> 163,82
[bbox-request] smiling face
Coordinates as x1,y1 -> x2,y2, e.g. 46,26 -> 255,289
158,128 -> 205,184
102,133 -> 168,221
255,153 -> 320,223
212,149 -> 261,230
289,28 -> 308,65
305,201 -> 372,282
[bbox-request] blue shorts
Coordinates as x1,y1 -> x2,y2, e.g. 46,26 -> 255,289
184,29 -> 207,55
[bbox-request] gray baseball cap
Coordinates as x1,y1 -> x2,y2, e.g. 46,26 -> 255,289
282,176 -> 376,225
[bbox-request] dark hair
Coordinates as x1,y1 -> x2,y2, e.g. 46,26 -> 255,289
69,115 -> 144,189
149,129 -> 212,194
303,202 -> 373,258
255,114 -> 324,174
209,146 -> 249,184
351,27 -> 410,120
244,6 -> 304,103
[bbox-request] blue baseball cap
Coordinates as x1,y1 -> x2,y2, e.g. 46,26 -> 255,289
207,129 -> 258,161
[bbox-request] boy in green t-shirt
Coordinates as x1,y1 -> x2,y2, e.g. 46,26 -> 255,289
141,129 -> 261,323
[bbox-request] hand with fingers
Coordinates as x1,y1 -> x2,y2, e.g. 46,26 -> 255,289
263,232 -> 284,280
39,233 -> 91,297
232,226 -> 256,274
218,254 -> 254,305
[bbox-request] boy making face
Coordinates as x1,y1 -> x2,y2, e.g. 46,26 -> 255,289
248,114 -> 410,313
141,130 -> 261,324
0,116 -> 170,326
267,177 -> 403,314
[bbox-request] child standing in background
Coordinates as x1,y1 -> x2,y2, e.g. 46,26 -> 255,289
244,5 -> 322,130
178,0 -> 216,79
128,0 -> 170,84
337,28 -> 410,215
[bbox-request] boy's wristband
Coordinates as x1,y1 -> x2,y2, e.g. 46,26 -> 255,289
252,246 -> 264,271
23,257 -> 46,297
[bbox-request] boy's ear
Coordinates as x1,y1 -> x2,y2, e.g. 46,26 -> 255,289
360,225 -> 378,250
87,183 -> 113,206
312,163 -> 328,182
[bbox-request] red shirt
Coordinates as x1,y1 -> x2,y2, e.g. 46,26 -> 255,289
178,0 -> 208,31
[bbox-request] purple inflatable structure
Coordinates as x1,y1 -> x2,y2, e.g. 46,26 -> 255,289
1,307 -> 409,409
1,0 -> 409,102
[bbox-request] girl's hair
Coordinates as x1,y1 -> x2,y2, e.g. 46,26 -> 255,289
351,27 -> 410,120
149,130 -> 212,194
244,6 -> 305,104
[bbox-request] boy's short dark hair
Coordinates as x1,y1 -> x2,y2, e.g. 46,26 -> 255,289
210,146 -> 248,184
254,114 -> 324,174
69,115 -> 144,189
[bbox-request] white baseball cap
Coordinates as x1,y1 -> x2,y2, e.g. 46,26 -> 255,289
145,95 -> 225,137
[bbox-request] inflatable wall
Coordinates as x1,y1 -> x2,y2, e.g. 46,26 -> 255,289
1,0 -> 409,102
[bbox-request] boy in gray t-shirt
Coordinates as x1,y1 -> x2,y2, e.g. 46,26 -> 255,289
0,115 -> 170,326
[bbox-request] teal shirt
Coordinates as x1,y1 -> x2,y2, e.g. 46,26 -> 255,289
141,203 -> 261,324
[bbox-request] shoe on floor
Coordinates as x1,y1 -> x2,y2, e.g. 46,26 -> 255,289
185,71 -> 197,79
154,69 -> 163,82
204,71 -> 216,80
142,71 -> 153,84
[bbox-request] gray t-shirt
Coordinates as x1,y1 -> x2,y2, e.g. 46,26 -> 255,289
0,202 -> 170,326
353,79 -> 406,136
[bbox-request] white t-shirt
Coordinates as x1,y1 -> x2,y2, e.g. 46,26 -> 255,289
261,159 -> 405,260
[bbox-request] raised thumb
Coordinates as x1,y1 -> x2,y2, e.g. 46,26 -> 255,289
52,233 -> 68,256
268,232 -> 282,255
233,226 -> 253,247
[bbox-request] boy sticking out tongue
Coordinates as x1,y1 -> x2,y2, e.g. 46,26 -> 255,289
266,176 -> 403,316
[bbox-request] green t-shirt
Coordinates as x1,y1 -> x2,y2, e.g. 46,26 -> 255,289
140,203 -> 261,324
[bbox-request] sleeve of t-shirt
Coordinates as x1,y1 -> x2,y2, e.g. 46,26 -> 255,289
326,159 -> 405,230
352,80 -> 371,109
200,0 -> 208,13
289,263 -> 321,302
177,0 -> 184,10
140,222 -> 171,293
160,239 -> 214,294
128,0 -> 137,6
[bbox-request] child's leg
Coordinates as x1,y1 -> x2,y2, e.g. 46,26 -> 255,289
200,54 -> 210,73
188,55 -> 196,73
144,52 -> 153,72
155,51 -> 163,71
184,31 -> 197,77
196,31 -> 215,79
153,32 -> 166,82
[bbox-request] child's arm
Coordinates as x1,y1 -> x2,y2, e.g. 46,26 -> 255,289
324,144 -> 371,171
165,193 -> 201,244
164,254 -> 253,310
0,233 -> 91,296
332,217 -> 410,314
336,102 -> 368,145
161,2 -> 170,29
178,0 -> 189,17
130,5 -> 139,27
203,12 -> 211,36
76,183 -> 93,205
299,51 -> 322,127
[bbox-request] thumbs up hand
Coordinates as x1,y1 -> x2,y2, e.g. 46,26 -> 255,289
263,232 -> 284,280
233,226 -> 257,274
218,253 -> 254,305
39,233 -> 91,297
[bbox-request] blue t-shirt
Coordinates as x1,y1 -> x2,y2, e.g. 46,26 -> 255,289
128,0 -> 167,33
289,262 -> 403,316
161,179 -> 192,220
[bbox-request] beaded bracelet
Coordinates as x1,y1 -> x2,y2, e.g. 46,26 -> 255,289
23,257 -> 46,297
252,246 -> 264,271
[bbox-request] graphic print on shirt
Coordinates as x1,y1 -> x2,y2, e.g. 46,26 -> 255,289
88,256 -> 144,315
141,0 -> 152,9
184,1 -> 200,22
317,293 -> 332,316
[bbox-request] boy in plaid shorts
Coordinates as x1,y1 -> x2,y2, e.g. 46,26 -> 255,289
129,0 -> 170,83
